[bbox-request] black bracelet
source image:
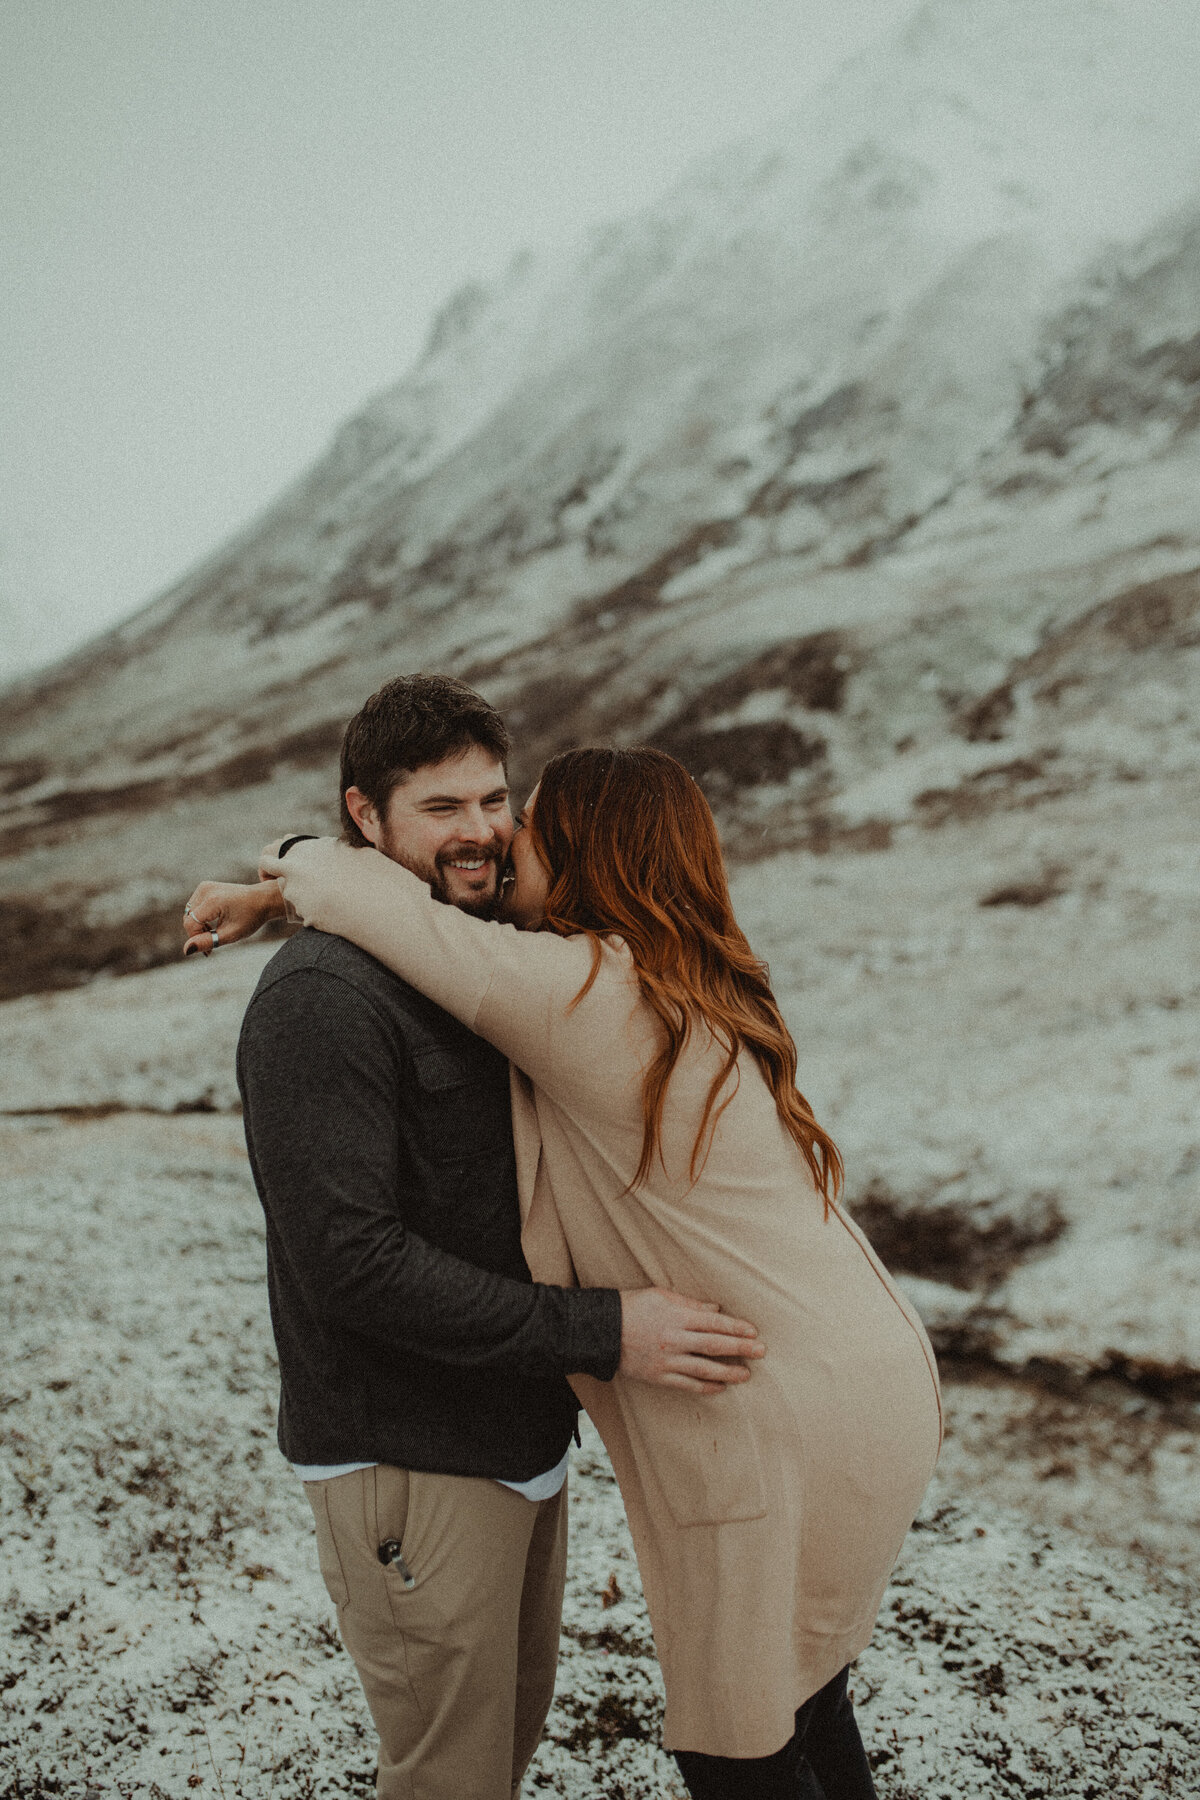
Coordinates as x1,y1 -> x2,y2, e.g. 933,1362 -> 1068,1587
277,834 -> 318,859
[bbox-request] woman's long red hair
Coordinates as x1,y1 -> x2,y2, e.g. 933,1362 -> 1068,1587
528,747 -> 843,1203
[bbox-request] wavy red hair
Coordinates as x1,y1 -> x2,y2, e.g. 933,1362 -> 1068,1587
528,746 -> 842,1203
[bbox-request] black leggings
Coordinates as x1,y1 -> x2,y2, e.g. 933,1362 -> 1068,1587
672,1665 -> 877,1800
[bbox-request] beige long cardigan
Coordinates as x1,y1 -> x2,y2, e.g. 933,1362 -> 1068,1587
275,841 -> 943,1759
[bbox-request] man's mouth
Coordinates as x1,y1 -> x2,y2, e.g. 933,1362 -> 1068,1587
442,854 -> 497,877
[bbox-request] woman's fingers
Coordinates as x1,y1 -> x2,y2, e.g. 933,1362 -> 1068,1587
258,838 -> 300,875
182,885 -> 224,956
183,912 -> 222,956
181,879 -> 285,956
183,881 -> 223,924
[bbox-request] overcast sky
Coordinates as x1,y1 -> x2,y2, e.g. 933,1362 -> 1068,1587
1,0 -> 916,679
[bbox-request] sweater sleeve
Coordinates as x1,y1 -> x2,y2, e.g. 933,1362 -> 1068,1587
265,839 -> 616,1086
237,965 -> 621,1381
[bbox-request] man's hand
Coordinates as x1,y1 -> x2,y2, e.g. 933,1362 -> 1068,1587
182,879 -> 288,956
618,1288 -> 765,1395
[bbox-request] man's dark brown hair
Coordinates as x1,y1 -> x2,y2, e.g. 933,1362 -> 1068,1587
339,673 -> 511,846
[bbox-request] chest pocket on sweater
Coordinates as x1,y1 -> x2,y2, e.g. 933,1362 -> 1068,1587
410,1046 -> 510,1166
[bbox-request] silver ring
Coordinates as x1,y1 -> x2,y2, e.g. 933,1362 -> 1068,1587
184,907 -> 199,922
210,929 -> 220,951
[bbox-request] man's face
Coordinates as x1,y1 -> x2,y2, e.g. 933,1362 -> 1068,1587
347,746 -> 514,917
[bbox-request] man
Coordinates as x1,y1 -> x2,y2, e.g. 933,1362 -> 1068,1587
185,674 -> 760,1800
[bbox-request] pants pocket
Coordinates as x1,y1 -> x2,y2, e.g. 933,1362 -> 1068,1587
370,1464 -> 416,1627
304,1480 -> 351,1609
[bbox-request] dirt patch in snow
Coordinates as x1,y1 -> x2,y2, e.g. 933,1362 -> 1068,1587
848,1180 -> 1068,1290
0,901 -> 290,1007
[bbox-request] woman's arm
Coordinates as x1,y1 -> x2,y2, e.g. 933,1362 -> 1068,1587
259,837 -> 599,1054
182,878 -> 288,956
260,838 -> 765,1383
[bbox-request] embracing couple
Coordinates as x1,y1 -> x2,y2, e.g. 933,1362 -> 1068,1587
184,673 -> 942,1800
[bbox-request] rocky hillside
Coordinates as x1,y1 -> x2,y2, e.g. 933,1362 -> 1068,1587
2,0 -> 1199,998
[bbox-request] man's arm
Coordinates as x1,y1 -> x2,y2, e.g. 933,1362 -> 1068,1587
239,966 -> 622,1382
239,966 -> 764,1394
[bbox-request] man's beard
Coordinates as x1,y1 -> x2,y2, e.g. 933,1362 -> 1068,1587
428,845 -> 506,917
378,829 -> 508,918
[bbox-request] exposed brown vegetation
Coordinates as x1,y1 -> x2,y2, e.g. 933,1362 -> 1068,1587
0,895 -> 292,1005
957,564 -> 1200,744
849,1179 -> 1068,1290
0,719 -> 344,860
652,718 -> 826,792
576,520 -> 742,632
914,756 -> 1077,827
979,868 -> 1068,907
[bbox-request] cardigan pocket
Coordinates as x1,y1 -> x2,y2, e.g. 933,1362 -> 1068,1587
621,1384 -> 768,1527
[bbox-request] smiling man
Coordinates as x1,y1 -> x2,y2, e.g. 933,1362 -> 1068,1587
339,689 -> 512,914
199,674 -> 762,1800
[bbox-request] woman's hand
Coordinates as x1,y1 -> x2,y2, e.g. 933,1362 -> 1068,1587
257,836 -> 343,928
182,879 -> 287,957
256,839 -> 295,879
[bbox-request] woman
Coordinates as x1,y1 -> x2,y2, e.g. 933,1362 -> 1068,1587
189,747 -> 941,1799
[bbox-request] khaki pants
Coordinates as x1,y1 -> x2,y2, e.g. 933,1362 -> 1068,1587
305,1465 -> 567,1800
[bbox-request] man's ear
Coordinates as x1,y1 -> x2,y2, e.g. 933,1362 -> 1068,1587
344,786 -> 383,847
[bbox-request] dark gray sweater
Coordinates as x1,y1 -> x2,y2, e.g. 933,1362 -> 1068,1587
237,928 -> 622,1479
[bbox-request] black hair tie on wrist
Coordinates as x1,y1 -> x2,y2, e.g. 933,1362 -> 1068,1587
277,834 -> 318,859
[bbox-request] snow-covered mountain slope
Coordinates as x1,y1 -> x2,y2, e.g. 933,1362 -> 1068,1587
3,0 -> 1199,992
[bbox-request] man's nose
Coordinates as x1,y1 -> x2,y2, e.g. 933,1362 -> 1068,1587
456,807 -> 498,843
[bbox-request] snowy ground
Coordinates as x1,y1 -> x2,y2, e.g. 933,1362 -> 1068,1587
735,778 -> 1200,1385
3,795 -> 1199,1797
1,1115 -> 1197,1800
